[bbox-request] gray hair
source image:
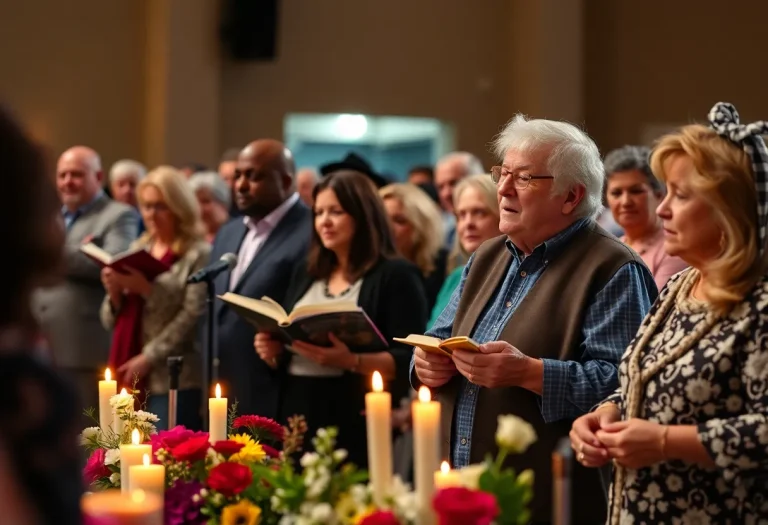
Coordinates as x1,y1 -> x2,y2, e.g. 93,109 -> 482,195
437,151 -> 485,178
109,159 -> 146,184
603,145 -> 662,193
189,171 -> 232,208
492,114 -> 604,219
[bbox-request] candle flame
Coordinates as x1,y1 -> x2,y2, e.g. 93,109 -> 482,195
131,489 -> 146,503
441,460 -> 450,473
143,453 -> 151,467
105,368 -> 112,382
372,371 -> 383,392
215,383 -> 222,399
120,387 -> 128,395
131,428 -> 141,445
418,386 -> 431,403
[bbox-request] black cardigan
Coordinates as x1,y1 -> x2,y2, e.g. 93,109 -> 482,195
282,257 -> 429,400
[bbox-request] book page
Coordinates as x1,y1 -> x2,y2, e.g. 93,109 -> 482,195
441,336 -> 481,352
287,302 -> 359,324
393,334 -> 448,355
80,243 -> 113,264
219,293 -> 288,323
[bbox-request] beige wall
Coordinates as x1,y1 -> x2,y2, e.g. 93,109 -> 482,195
584,0 -> 768,153
2,0 -> 767,171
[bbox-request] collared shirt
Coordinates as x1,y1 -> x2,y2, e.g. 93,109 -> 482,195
420,218 -> 655,468
62,190 -> 104,230
229,193 -> 299,289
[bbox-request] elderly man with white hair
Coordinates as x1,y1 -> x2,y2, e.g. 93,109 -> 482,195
189,171 -> 232,243
412,115 -> 658,524
109,159 -> 146,208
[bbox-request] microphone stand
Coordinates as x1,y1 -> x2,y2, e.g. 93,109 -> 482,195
201,277 -> 217,432
167,356 -> 183,429
552,437 -> 572,525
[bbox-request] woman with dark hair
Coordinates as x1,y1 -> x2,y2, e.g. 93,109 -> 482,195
254,170 -> 428,466
0,106 -> 82,524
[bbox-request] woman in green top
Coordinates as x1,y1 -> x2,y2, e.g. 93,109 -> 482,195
428,174 -> 500,328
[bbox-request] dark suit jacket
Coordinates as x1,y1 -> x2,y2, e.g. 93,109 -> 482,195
211,199 -> 312,418
282,257 -> 429,403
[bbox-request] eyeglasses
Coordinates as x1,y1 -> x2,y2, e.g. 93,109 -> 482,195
490,166 -> 554,189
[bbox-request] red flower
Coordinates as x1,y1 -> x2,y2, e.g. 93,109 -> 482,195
83,448 -> 111,485
433,487 -> 499,525
262,444 -> 280,459
151,426 -> 209,457
207,462 -> 253,497
212,440 -> 245,458
233,415 -> 285,442
170,435 -> 211,462
359,510 -> 400,525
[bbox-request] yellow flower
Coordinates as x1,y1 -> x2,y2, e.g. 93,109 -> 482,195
228,433 -> 266,464
351,506 -> 376,525
221,500 -> 261,525
335,493 -> 359,523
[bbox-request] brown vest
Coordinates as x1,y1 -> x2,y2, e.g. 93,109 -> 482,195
437,222 -> 644,524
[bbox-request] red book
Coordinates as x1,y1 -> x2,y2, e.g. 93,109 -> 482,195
80,242 -> 170,281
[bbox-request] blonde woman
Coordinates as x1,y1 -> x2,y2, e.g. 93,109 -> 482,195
429,174 -> 500,327
379,183 -> 445,311
100,166 -> 210,429
570,103 -> 768,523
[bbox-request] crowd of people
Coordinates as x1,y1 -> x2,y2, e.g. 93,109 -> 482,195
1,99 -> 767,524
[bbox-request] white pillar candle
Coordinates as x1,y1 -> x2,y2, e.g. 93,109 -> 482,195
434,460 -> 461,489
81,489 -> 163,525
99,368 -> 117,432
209,383 -> 228,444
129,454 -> 165,504
365,371 -> 392,505
119,429 -> 152,494
413,386 -> 441,525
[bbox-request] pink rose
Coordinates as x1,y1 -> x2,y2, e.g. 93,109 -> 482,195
83,449 -> 111,485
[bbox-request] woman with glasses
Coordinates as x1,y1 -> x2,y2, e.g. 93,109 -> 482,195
100,166 -> 210,429
604,146 -> 688,290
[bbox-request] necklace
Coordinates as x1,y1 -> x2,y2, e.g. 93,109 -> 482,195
323,280 -> 353,299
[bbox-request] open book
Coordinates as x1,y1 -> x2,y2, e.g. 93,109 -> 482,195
80,243 -> 171,281
218,292 -> 388,350
393,334 -> 480,356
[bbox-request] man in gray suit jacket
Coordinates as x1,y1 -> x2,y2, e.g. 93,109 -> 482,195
34,146 -> 139,415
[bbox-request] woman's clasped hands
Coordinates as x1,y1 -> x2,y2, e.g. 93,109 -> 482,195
569,404 -> 668,470
253,332 -> 357,370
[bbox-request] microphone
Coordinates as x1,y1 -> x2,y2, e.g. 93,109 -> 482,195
187,253 -> 238,284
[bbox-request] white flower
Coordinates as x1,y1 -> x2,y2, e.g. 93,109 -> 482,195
495,414 -> 537,453
394,491 -> 419,523
134,410 -> 159,423
300,452 -> 319,468
517,468 -> 534,487
109,472 -> 120,485
332,449 -> 348,462
310,503 -> 334,522
350,483 -> 369,505
279,515 -> 297,525
104,448 -> 121,466
388,476 -> 411,499
80,427 -> 101,445
109,391 -> 134,413
459,463 -> 487,489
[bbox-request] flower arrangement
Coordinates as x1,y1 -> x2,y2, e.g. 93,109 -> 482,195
82,392 -> 537,525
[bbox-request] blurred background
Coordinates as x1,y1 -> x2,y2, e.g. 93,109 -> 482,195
1,0 -> 766,179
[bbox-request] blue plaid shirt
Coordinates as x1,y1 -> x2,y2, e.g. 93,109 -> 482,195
417,219 -> 656,467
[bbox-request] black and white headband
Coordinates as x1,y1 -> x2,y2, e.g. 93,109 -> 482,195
708,102 -> 768,255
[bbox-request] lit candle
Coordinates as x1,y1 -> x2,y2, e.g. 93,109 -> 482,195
413,386 -> 441,525
129,454 -> 165,503
119,429 -> 152,494
209,383 -> 227,444
81,489 -> 163,525
434,460 -> 461,489
365,371 -> 392,505
99,368 -> 117,432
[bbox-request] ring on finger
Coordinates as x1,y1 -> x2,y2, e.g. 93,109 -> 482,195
578,452 -> 585,462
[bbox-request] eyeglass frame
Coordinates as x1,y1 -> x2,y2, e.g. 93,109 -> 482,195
490,165 -> 554,188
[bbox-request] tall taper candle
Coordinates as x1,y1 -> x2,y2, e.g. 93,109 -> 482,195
365,371 -> 392,505
413,386 -> 440,525
209,383 -> 227,443
99,368 -> 117,432
120,429 -> 151,494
